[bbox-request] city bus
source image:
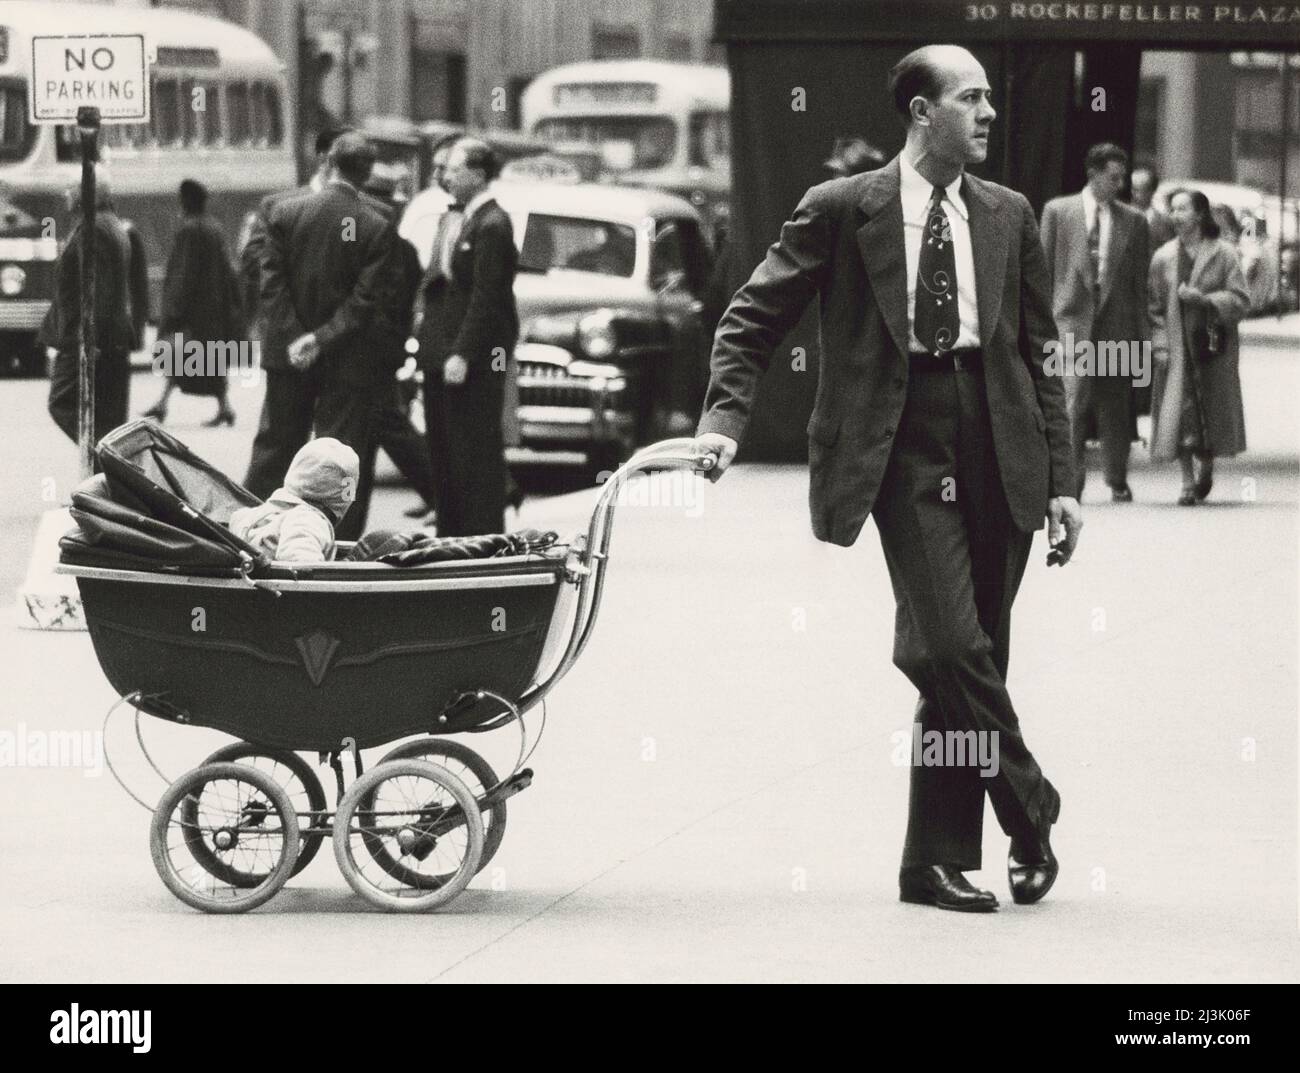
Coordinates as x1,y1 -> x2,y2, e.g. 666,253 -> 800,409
0,2 -> 295,374
520,60 -> 730,242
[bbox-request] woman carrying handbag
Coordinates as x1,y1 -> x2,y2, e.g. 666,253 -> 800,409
1148,189 -> 1250,505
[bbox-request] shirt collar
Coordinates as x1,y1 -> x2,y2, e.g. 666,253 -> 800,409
460,188 -> 493,221
899,153 -> 968,224
1081,185 -> 1110,220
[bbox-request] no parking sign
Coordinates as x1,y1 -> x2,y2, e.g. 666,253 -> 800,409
28,33 -> 150,124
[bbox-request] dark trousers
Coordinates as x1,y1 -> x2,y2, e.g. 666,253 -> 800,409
243,367 -> 375,540
355,379 -> 438,518
422,367 -> 505,537
48,346 -> 130,449
872,359 -> 1056,871
1066,370 -> 1132,497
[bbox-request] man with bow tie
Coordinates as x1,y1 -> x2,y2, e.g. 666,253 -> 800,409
415,137 -> 519,537
693,45 -> 1082,912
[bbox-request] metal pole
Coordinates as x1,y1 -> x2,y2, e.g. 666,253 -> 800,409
77,106 -> 100,479
1277,53 -> 1291,316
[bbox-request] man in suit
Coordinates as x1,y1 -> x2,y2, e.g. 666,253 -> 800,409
416,137 -> 519,537
693,45 -> 1081,912
47,178 -> 149,450
244,131 -> 392,540
1041,144 -> 1151,501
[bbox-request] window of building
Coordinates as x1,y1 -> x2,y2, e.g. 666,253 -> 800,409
593,26 -> 640,60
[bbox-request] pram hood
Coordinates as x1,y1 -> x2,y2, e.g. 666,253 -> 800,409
59,420 -> 269,573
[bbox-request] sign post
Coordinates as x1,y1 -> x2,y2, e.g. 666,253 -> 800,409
28,33 -> 150,477
76,106 -> 99,478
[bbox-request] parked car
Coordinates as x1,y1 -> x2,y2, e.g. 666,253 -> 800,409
400,180 -> 715,472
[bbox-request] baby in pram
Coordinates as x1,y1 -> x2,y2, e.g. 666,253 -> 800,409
229,438 -> 359,562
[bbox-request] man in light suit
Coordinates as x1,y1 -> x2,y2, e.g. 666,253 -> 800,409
693,45 -> 1082,912
1041,143 -> 1151,501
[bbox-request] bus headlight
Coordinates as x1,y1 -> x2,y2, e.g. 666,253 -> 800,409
0,265 -> 25,296
577,310 -> 616,359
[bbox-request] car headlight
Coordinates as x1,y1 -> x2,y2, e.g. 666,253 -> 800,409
0,264 -> 25,296
577,310 -> 616,359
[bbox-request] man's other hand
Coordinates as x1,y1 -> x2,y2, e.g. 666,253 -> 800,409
287,333 -> 320,371
694,433 -> 739,482
443,354 -> 468,385
1046,495 -> 1083,566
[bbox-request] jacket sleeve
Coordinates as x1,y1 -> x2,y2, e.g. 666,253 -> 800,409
127,224 -> 150,345
1039,200 -> 1058,294
450,213 -> 517,368
314,215 -> 393,352
259,201 -> 307,342
273,506 -> 335,562
1130,213 -> 1151,342
696,184 -> 834,445
1202,245 -> 1250,327
1015,192 -> 1075,501
1148,252 -> 1170,363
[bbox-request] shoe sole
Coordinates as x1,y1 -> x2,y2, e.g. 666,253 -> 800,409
899,890 -> 999,912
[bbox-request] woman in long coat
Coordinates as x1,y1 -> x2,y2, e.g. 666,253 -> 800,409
141,180 -> 245,426
1148,188 -> 1250,504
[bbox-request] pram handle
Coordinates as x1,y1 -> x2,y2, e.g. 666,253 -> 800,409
516,438 -> 716,714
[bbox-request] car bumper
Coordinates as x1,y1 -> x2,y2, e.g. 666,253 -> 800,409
518,404 -> 636,448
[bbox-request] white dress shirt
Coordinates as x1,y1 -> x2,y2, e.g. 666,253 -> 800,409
1080,185 -> 1112,288
437,187 -> 494,281
900,153 -> 980,353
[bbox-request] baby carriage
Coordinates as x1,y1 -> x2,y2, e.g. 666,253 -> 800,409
57,421 -> 713,913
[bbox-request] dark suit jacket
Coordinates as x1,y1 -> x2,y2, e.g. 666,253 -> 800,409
1040,192 -> 1151,345
51,211 -> 144,355
259,180 -> 392,384
697,157 -> 1074,544
417,198 -> 519,377
160,213 -> 244,343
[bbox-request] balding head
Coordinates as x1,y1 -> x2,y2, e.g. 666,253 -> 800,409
889,44 -> 995,176
889,45 -> 984,125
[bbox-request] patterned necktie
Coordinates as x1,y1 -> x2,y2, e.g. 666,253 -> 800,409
1088,207 -> 1102,305
914,185 -> 959,355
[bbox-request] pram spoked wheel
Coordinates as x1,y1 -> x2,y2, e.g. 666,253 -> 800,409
377,739 -> 507,874
199,744 -> 329,878
333,759 -> 484,911
150,762 -> 301,914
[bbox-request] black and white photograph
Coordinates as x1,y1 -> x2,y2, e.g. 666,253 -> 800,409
0,0 -> 1297,1016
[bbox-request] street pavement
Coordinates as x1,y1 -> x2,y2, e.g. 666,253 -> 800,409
0,336 -> 1296,982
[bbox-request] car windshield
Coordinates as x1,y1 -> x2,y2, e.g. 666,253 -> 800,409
519,213 -> 637,278
0,84 -> 38,164
533,116 -> 675,172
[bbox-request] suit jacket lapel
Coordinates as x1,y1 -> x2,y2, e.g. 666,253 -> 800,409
855,159 -> 909,359
964,174 -> 1008,350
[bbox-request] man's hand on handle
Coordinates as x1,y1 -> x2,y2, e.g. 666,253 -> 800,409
1046,496 -> 1083,566
694,433 -> 739,482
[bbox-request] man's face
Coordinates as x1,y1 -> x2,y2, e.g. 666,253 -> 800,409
1130,168 -> 1155,209
1088,160 -> 1126,205
917,53 -> 996,167
443,143 -> 486,204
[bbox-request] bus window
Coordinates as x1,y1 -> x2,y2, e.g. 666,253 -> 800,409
203,82 -> 224,145
251,82 -> 283,146
0,84 -> 37,163
533,116 -> 675,172
688,111 -> 729,170
153,78 -> 180,146
227,82 -> 251,145
181,80 -> 199,146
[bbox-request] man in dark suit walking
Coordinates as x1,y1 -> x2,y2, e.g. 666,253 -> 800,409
416,137 -> 519,537
694,45 -> 1082,912
244,131 -> 392,540
1041,144 -> 1151,501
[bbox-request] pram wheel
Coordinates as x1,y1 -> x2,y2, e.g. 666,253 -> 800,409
333,759 -> 484,912
200,744 -> 329,878
151,762 -> 300,914
377,739 -> 507,874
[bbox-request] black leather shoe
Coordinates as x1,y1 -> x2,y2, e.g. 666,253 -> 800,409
899,865 -> 998,912
1008,786 -> 1061,905
1110,484 -> 1133,502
